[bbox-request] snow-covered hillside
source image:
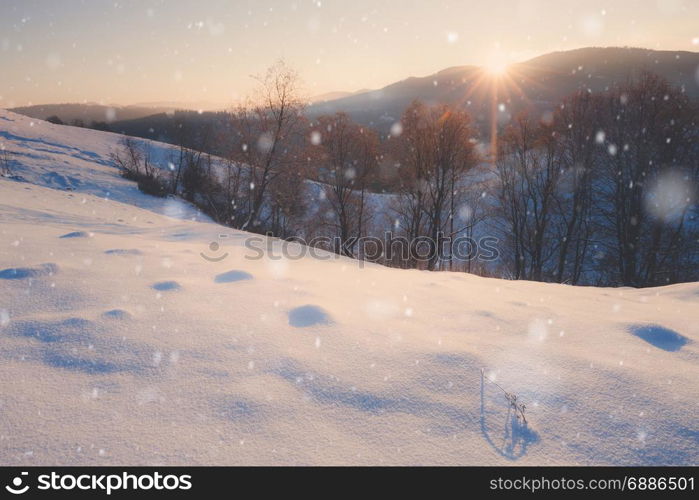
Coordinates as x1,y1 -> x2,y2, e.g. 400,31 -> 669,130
0,109 -> 697,465
0,109 -> 209,222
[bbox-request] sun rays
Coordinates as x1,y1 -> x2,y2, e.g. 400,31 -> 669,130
446,60 -> 556,164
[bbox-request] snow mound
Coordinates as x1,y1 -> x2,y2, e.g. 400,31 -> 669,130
214,270 -> 253,283
105,249 -> 143,256
152,281 -> 181,292
0,263 -> 59,280
630,324 -> 689,352
288,305 -> 333,327
102,309 -> 133,320
59,231 -> 91,239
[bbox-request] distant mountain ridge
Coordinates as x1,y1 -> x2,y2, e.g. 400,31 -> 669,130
309,89 -> 373,104
10,47 -> 699,137
8,103 -> 177,125
308,47 -> 699,131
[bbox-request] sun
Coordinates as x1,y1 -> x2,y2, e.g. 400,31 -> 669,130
484,59 -> 509,76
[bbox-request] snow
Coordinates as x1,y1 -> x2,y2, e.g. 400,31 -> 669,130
0,109 -> 208,223
643,169 -> 696,223
0,109 -> 698,465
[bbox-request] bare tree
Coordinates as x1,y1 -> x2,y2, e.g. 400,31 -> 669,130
393,101 -> 477,270
312,113 -> 379,256
229,60 -> 307,232
180,147 -> 207,201
169,119 -> 193,195
428,105 -> 478,269
493,112 -> 562,281
221,158 -> 246,226
490,72 -> 697,286
268,165 -> 309,238
550,91 -> 599,284
392,101 -> 432,267
595,72 -> 697,286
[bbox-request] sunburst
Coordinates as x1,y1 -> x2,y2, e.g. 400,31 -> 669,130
448,59 -> 550,164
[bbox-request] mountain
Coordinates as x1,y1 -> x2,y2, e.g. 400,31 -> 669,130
14,47 -> 698,143
309,89 -> 373,104
8,103 -> 175,125
130,100 -> 229,112
8,101 -> 230,126
308,47 -> 699,131
310,91 -> 355,103
1,109 -> 697,465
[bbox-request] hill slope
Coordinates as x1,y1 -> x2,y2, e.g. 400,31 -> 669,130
0,110 -> 697,465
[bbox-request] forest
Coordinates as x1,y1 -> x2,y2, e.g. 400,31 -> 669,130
110,62 -> 699,287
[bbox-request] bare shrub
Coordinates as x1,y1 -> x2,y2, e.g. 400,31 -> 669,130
110,137 -> 168,197
0,147 -> 14,176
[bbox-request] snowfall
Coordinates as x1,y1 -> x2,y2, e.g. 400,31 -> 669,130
0,109 -> 697,466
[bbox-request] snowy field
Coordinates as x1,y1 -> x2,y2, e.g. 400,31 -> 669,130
0,110 -> 697,465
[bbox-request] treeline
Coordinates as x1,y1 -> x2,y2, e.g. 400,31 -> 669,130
492,72 -> 698,286
46,115 -> 112,131
110,62 -> 699,287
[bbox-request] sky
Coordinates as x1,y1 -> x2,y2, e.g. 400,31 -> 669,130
1,0 -> 698,108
